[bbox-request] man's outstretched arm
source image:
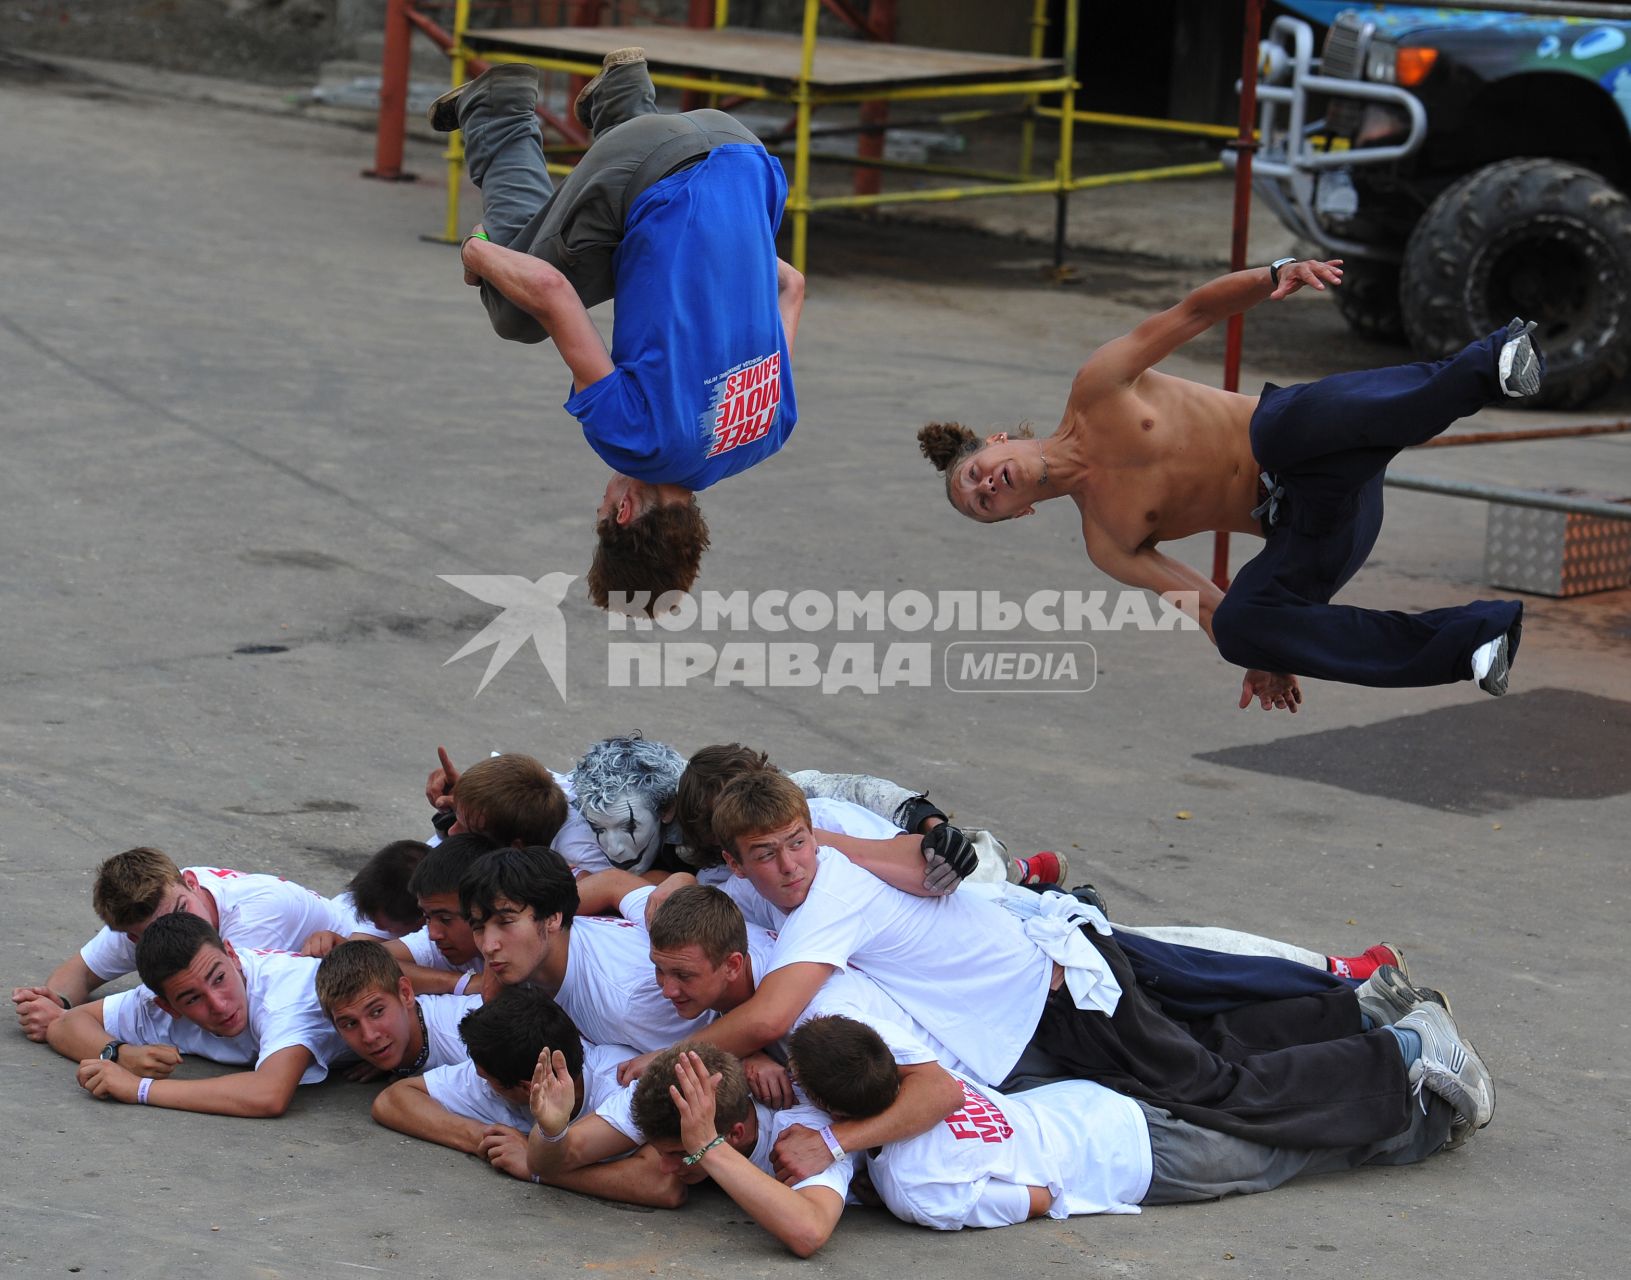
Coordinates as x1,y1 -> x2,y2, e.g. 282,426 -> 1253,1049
461,238 -> 615,392
1073,259 -> 1343,395
14,954 -> 110,1040
1080,524 -> 1302,713
75,1045 -> 312,1118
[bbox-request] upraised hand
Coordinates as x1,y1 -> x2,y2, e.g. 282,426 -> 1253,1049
528,1046 -> 577,1138
426,745 -> 461,814
669,1050 -> 724,1158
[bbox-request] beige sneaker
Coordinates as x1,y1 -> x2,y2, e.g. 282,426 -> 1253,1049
428,63 -> 538,132
573,46 -> 648,129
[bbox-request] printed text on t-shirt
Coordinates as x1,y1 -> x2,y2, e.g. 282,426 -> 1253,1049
706,353 -> 781,458
943,1081 -> 1014,1144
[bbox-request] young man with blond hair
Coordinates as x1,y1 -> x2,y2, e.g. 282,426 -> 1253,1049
14,847 -> 372,1042
662,771 -> 1494,1157
446,753 -> 569,848
315,940 -> 479,1077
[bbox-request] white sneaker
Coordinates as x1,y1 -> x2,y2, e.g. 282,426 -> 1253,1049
1399,1003 -> 1495,1148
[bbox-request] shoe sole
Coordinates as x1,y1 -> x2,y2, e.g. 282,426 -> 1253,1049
428,81 -> 468,132
1404,1004 -> 1493,1147
1356,965 -> 1448,1024
1479,634 -> 1512,696
1018,852 -> 1070,887
573,47 -> 647,129
1499,321 -> 1542,397
1445,1032 -> 1496,1149
1372,942 -> 1409,980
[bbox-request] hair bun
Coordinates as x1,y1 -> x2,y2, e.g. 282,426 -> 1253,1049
917,422 -> 977,473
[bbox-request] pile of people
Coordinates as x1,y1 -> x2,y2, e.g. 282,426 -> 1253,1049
15,739 -> 1494,1255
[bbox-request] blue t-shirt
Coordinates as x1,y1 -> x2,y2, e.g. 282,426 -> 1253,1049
564,144 -> 797,492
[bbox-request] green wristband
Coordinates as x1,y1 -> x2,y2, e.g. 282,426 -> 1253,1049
682,1134 -> 728,1166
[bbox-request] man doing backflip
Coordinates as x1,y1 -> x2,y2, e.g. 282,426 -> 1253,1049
432,50 -> 804,614
917,258 -> 1538,712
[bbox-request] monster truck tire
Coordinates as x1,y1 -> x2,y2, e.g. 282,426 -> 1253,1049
1333,258 -> 1406,343
1401,158 -> 1631,410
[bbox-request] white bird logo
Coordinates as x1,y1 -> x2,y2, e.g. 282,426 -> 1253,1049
439,573 -> 578,698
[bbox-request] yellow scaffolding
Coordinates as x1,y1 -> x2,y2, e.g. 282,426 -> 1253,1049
437,0 -> 1230,272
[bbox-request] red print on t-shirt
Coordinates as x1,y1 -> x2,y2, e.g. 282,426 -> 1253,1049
707,353 -> 781,457
943,1081 -> 1013,1144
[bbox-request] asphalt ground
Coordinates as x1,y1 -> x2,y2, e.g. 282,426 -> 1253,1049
2,54 -> 1628,1280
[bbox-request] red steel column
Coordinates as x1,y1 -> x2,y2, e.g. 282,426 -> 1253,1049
367,0 -> 415,180
1214,0 -> 1265,587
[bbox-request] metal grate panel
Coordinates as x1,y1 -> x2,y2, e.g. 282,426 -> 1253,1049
1486,504 -> 1631,597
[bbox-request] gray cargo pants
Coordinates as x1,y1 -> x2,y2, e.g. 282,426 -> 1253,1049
456,60 -> 762,344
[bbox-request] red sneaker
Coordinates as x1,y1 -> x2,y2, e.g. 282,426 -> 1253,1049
1008,851 -> 1069,887
1330,942 -> 1408,981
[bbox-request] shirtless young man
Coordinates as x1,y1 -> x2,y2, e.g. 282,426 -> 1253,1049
917,259 -> 1537,712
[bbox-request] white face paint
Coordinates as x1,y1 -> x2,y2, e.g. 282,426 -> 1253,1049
581,794 -> 664,873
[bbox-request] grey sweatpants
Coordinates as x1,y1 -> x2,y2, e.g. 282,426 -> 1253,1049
457,60 -> 761,343
1138,1091 -> 1453,1204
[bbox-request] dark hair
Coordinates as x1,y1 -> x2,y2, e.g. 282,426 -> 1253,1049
586,497 -> 711,616
135,912 -> 225,993
459,846 -> 579,929
409,832 -> 499,899
347,840 -> 431,930
458,986 -> 585,1090
787,1015 -> 901,1119
712,771 -> 811,862
315,939 -> 404,1017
452,754 -> 569,848
917,422 -> 1033,518
649,885 -> 748,966
674,743 -> 776,866
631,1043 -> 750,1142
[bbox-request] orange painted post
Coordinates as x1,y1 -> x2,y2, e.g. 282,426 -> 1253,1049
366,0 -> 416,180
854,0 -> 897,197
1214,0 -> 1265,587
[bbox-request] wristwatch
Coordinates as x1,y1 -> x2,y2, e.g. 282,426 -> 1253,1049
1269,257 -> 1298,288
100,1040 -> 125,1062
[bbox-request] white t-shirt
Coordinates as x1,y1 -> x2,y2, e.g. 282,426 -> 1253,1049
80,867 -> 356,981
596,1089 -> 854,1201
416,994 -> 483,1071
423,1037 -> 634,1134
868,1074 -> 1152,1230
806,796 -> 903,840
724,847 -> 1051,1087
556,917 -> 694,1053
100,949 -> 348,1085
400,926 -> 484,976
785,968 -> 968,1075
425,1060 -> 532,1130
329,890 -> 396,939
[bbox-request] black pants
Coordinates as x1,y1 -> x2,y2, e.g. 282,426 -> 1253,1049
1212,331 -> 1522,686
1028,928 -> 1411,1149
